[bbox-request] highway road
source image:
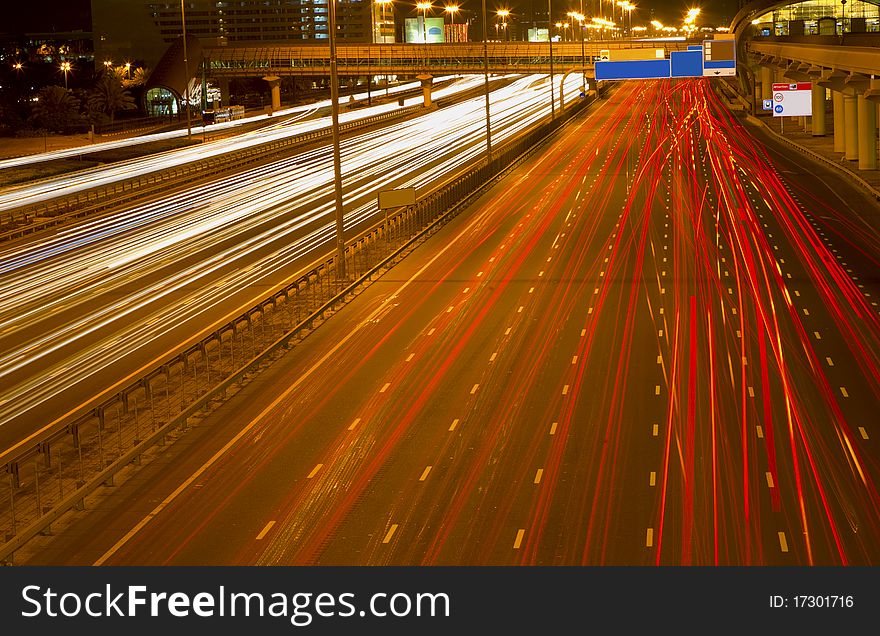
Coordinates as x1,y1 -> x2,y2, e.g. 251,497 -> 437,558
0,75 -> 496,213
0,74 -> 583,451
23,78 -> 880,566
0,77 -> 436,170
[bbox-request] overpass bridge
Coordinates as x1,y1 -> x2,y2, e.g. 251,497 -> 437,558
200,41 -> 692,79
731,0 -> 880,172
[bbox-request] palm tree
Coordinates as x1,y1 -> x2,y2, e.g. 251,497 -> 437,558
30,85 -> 81,132
88,75 -> 136,123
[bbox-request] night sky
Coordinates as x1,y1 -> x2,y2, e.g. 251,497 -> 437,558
3,0 -> 738,34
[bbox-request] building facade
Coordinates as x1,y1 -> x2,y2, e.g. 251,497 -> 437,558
92,0 -> 372,67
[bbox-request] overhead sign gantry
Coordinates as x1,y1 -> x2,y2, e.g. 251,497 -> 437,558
595,37 -> 736,81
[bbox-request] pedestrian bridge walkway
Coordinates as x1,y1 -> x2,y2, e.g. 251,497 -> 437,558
202,41 -> 693,78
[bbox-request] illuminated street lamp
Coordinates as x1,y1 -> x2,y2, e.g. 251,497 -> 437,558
417,2 -> 433,42
375,0 -> 393,43
13,62 -> 23,71
497,9 -> 510,41
124,61 -> 131,79
555,21 -> 567,41
480,0 -> 492,161
548,0 -> 555,118
329,0 -> 347,279
617,1 -> 634,37
567,10 -> 585,93
445,3 -> 459,24
178,0 -> 192,139
684,7 -> 700,35
60,61 -> 71,89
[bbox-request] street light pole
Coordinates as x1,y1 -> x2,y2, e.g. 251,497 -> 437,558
329,0 -> 347,279
548,0 -> 555,119
60,61 -> 70,89
580,12 -> 585,94
180,0 -> 192,139
481,0 -> 492,162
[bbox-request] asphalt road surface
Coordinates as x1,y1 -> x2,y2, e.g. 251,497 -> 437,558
25,78 -> 880,566
0,75 -> 579,450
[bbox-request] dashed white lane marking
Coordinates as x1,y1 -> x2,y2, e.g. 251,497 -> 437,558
757,425 -> 764,439
813,331 -> 821,340
449,418 -> 460,431
652,424 -> 659,436
256,521 -> 275,541
463,287 -> 470,294
581,328 -> 587,337
655,385 -> 661,395
802,308 -> 810,316
513,529 -> 525,549
562,385 -> 570,395
649,472 -> 656,486
826,357 -> 834,367
534,469 -> 544,484
646,528 -> 654,547
859,427 -> 869,440
348,418 -> 361,431
428,328 -> 436,336
572,356 -> 578,364
778,531 -> 789,553
380,383 -> 391,393
490,352 -> 498,362
405,353 -> 415,362
419,466 -> 432,481
505,327 -> 512,336
470,384 -> 480,395
840,387 -> 849,398
477,271 -> 484,277
765,472 -> 775,488
748,387 -> 755,398
518,306 -> 524,313
446,306 -> 454,313
383,524 -> 399,544
307,464 -> 323,479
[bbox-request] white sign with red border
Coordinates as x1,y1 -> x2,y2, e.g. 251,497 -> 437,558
771,82 -> 813,118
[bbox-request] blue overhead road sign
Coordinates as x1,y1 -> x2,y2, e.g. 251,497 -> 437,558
595,59 -> 671,81
595,40 -> 736,81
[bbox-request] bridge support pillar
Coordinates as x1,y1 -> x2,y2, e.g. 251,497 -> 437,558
262,75 -> 282,111
217,77 -> 230,108
844,95 -> 859,161
416,74 -> 433,108
833,90 -> 846,153
753,75 -> 762,112
858,92 -> 877,170
811,84 -> 826,136
760,66 -> 773,102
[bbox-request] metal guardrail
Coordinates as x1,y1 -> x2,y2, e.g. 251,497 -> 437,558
744,113 -> 880,202
0,90 -> 597,564
0,104 -> 425,242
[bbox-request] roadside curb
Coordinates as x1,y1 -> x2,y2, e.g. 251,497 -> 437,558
744,113 -> 880,202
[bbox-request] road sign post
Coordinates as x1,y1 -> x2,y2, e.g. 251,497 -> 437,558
379,187 -> 417,244
772,83 -> 813,118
